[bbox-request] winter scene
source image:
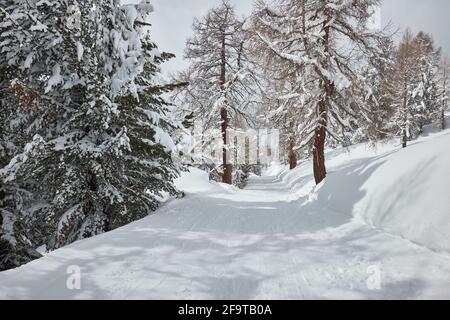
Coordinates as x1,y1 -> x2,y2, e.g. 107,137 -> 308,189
0,0 -> 449,301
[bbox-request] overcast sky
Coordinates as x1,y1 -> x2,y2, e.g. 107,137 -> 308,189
148,0 -> 450,75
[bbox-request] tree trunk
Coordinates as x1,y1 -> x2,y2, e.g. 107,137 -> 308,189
220,28 -> 232,184
442,109 -> 446,131
221,107 -> 232,184
289,138 -> 297,170
313,100 -> 327,185
402,129 -> 407,148
402,80 -> 408,148
312,7 -> 331,185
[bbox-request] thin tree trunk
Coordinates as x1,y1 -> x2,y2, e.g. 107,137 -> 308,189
313,100 -> 327,184
402,129 -> 408,148
401,76 -> 409,148
221,107 -> 232,184
220,28 -> 232,184
289,138 -> 297,170
402,88 -> 408,148
442,109 -> 446,131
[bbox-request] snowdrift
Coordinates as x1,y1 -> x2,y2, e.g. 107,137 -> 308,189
270,131 -> 450,253
353,134 -> 450,252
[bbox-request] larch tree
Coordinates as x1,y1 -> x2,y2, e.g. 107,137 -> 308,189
390,30 -> 441,148
252,0 -> 389,184
259,75 -> 310,170
357,37 -> 397,142
249,12 -> 311,170
412,32 -> 441,132
182,0 -> 256,184
390,30 -> 417,148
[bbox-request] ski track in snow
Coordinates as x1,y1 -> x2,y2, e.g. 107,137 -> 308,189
1,133 -> 450,299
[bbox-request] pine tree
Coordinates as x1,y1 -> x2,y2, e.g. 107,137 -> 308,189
0,0 -> 180,253
0,33 -> 42,269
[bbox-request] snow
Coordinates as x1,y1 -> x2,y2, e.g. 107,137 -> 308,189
30,22 -> 48,32
58,204 -> 83,235
153,126 -> 176,151
45,64 -> 63,93
175,168 -> 219,193
24,52 -> 34,69
352,137 -> 450,252
36,0 -> 53,7
0,212 -> 17,246
1,131 -> 450,299
76,42 -> 84,62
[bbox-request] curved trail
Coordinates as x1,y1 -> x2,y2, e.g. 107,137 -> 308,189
1,170 -> 450,299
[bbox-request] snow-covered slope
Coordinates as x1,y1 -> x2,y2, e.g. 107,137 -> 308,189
353,135 -> 450,252
270,129 -> 450,253
1,130 -> 450,299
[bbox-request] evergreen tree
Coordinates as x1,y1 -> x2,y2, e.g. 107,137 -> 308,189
438,55 -> 449,130
0,0 -> 180,255
0,68 -> 43,271
0,4 -> 35,269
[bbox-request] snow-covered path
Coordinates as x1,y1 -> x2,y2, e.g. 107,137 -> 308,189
1,166 -> 450,299
2,132 -> 450,299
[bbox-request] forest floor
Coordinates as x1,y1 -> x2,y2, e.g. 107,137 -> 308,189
1,127 -> 450,299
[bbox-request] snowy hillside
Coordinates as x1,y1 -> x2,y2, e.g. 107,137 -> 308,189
1,130 -> 450,300
284,128 -> 450,253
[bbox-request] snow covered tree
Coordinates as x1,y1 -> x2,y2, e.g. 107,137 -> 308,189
0,0 -> 180,252
0,150 -> 41,270
0,8 -> 31,270
355,37 -> 397,142
257,76 -> 308,170
247,25 -> 309,170
0,32 -> 44,269
389,30 -> 441,148
390,31 -> 416,147
181,0 -> 257,184
438,55 -> 449,130
412,32 -> 441,132
252,0 -> 389,184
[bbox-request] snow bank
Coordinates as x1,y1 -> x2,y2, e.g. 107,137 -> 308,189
353,134 -> 450,252
175,167 -> 219,194
274,131 -> 450,253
